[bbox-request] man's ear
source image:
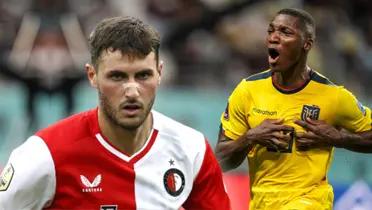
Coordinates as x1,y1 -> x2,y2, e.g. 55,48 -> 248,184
304,38 -> 313,51
85,63 -> 97,88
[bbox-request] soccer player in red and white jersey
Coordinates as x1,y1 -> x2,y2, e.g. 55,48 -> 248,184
0,16 -> 231,210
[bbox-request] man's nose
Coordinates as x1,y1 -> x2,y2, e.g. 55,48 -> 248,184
268,31 -> 280,44
123,82 -> 140,98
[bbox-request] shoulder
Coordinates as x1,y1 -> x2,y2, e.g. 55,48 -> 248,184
228,70 -> 271,100
153,111 -> 204,141
245,69 -> 272,81
152,111 -> 206,153
237,69 -> 272,93
310,70 -> 336,86
36,109 -> 96,145
7,136 -> 55,177
309,70 -> 352,98
0,136 -> 55,208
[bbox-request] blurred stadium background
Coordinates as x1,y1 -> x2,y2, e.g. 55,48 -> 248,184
0,0 -> 371,209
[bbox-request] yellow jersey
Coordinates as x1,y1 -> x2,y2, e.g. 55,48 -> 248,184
221,70 -> 371,192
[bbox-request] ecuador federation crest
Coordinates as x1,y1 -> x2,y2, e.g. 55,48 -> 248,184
301,105 -> 320,121
0,163 -> 14,191
163,168 -> 185,197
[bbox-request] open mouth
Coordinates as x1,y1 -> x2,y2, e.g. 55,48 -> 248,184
121,103 -> 142,116
268,48 -> 280,59
123,104 -> 141,110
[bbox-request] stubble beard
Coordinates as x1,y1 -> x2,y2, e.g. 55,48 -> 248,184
98,90 -> 155,131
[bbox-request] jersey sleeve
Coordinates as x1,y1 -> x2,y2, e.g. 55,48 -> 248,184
220,79 -> 251,140
182,140 -> 231,210
335,87 -> 372,132
0,136 -> 56,209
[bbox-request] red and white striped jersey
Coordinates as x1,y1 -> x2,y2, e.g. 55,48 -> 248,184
0,109 -> 230,210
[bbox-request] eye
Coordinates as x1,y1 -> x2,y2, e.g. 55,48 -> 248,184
108,72 -> 125,81
281,28 -> 293,36
267,27 -> 274,34
136,70 -> 153,80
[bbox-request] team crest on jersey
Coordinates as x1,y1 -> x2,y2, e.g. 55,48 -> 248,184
80,174 -> 102,192
0,163 -> 14,191
163,168 -> 185,196
223,103 -> 229,120
301,105 -> 320,120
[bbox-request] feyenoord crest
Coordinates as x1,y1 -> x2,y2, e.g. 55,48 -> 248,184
0,163 -> 14,191
301,105 -> 320,121
163,168 -> 185,196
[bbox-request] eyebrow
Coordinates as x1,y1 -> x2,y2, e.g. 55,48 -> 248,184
106,68 -> 155,75
137,68 -> 154,73
107,69 -> 126,74
268,23 -> 295,31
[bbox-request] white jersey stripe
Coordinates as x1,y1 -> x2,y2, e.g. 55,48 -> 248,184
95,129 -> 155,163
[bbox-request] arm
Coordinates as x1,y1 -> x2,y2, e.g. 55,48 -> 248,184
216,119 -> 294,172
182,141 -> 231,210
215,126 -> 252,172
295,118 -> 372,153
0,136 -> 55,209
338,129 -> 372,153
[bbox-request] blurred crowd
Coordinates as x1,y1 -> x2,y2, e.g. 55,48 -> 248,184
0,0 -> 371,130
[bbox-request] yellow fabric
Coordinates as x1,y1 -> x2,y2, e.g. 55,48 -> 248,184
249,185 -> 333,210
220,70 -> 371,208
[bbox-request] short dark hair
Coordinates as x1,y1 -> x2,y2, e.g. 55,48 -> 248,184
88,16 -> 160,68
277,8 -> 316,40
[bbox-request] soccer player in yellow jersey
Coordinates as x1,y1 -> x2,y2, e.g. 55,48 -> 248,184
216,8 -> 372,210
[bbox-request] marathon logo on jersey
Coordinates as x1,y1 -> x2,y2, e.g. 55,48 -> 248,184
252,107 -> 277,116
301,105 -> 320,121
0,163 -> 14,191
223,103 -> 229,120
100,205 -> 118,210
357,101 -> 366,116
163,168 -> 185,197
80,174 -> 102,192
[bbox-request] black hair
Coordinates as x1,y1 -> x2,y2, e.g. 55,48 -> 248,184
277,8 -> 316,40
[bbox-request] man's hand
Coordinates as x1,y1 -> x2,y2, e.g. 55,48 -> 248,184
247,119 -> 294,151
294,118 -> 345,150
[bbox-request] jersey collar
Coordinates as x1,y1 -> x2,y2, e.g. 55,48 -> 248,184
271,70 -> 314,94
89,108 -> 159,165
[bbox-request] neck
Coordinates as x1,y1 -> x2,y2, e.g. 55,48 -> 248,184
273,60 -> 310,89
98,109 -> 153,156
